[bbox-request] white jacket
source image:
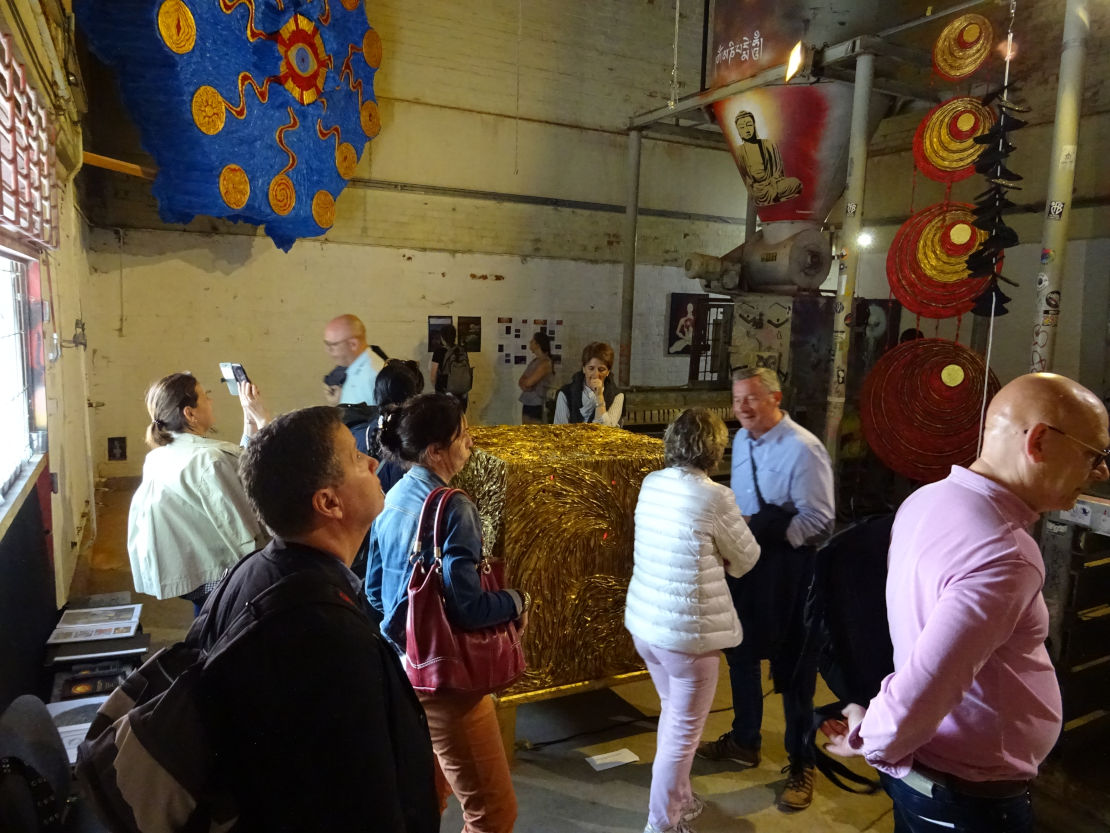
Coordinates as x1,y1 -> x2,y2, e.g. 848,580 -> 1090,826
624,466 -> 760,654
127,433 -> 265,599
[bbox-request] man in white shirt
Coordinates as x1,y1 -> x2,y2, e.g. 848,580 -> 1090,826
323,314 -> 382,406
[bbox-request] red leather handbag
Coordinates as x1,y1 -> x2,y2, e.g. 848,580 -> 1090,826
404,486 -> 526,695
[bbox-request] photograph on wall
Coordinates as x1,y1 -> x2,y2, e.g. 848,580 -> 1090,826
427,315 -> 453,353
457,316 -> 482,352
667,293 -> 706,355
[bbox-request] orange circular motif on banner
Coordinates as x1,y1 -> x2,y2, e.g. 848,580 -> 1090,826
360,100 -> 381,138
363,29 -> 382,68
336,142 -> 358,179
158,0 -> 196,54
312,190 -> 336,229
340,0 -> 360,9
192,86 -> 226,135
219,164 -> 250,209
269,175 -> 296,216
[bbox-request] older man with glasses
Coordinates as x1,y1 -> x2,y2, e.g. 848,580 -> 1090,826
697,366 -> 835,812
826,372 -> 1109,833
322,313 -> 382,406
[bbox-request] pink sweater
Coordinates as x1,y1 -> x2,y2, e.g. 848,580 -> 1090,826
853,466 -> 1062,782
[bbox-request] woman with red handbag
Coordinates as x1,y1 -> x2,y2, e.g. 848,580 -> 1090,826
367,393 -> 529,833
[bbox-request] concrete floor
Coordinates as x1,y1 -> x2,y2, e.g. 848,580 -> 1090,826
74,480 -> 1109,833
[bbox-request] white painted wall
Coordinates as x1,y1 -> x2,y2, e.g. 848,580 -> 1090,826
86,229 -> 699,477
45,187 -> 96,602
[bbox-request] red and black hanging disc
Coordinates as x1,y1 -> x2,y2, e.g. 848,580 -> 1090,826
887,202 -> 991,319
860,338 -> 1000,483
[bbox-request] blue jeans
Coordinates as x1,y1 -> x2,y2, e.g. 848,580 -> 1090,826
881,772 -> 1034,833
723,643 -> 816,765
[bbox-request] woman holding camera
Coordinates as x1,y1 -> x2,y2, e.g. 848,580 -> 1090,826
367,393 -> 528,833
625,408 -> 760,833
127,372 -> 269,614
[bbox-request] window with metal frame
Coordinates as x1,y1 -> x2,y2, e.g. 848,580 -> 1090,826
0,256 -> 33,497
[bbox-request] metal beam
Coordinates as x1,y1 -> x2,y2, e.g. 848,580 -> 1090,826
1031,0 -> 1089,372
823,53 -> 875,461
618,130 -> 643,386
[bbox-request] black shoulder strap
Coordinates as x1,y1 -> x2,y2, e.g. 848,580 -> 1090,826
808,705 -> 881,794
205,569 -> 363,664
748,440 -> 768,510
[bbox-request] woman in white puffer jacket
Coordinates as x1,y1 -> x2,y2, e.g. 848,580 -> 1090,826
625,408 -> 760,833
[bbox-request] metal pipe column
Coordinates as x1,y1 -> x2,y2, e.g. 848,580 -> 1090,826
823,52 -> 875,461
1030,0 -> 1088,372
618,129 -> 643,386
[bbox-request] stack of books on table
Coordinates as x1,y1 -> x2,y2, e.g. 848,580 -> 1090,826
43,600 -> 150,763
45,603 -> 149,667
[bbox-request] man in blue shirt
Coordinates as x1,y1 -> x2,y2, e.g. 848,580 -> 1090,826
697,367 -> 835,812
323,313 -> 382,405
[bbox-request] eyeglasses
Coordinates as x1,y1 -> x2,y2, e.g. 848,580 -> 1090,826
733,393 -> 770,407
323,336 -> 352,348
1046,425 -> 1110,471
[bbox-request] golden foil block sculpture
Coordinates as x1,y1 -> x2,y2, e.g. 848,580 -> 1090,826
456,424 -> 664,696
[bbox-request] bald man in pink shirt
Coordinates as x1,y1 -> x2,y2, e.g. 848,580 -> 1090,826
827,373 -> 1109,833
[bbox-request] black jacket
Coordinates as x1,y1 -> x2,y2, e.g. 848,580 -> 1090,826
189,538 -> 439,833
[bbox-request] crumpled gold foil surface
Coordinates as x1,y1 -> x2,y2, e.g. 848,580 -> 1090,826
455,424 -> 664,695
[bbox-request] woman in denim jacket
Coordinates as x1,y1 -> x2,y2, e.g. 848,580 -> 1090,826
367,393 -> 528,833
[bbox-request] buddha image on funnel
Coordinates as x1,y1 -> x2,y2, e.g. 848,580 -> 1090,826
733,110 -> 802,207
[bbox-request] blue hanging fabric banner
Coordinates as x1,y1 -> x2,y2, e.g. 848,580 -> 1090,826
76,0 -> 381,251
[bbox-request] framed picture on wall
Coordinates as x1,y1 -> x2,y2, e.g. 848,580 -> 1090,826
667,293 -> 706,355
457,316 -> 482,352
427,315 -> 453,353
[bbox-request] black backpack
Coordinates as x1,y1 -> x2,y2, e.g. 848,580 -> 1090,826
801,513 -> 895,794
75,566 -> 359,833
439,345 -> 473,396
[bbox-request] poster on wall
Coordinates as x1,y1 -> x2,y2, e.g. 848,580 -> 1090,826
427,316 -> 453,353
495,316 -> 564,369
667,293 -> 706,355
457,316 -> 482,352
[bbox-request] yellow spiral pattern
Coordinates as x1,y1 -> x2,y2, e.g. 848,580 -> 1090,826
363,29 -> 382,68
191,85 -> 226,135
219,164 -> 250,209
919,98 -> 993,174
934,14 -> 993,81
915,208 -> 985,284
312,190 -> 336,229
158,0 -> 196,54
359,100 -> 381,138
335,142 -> 358,179
268,174 -> 296,216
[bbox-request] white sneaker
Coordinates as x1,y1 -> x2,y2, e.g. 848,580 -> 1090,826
680,793 -> 706,822
643,822 -> 695,833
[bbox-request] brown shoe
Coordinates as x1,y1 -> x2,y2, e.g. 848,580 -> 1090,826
778,763 -> 815,811
695,733 -> 760,768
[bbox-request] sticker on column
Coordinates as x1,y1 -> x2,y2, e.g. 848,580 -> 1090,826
1046,291 -> 1061,310
1040,249 -> 1054,265
1035,272 -> 1048,290
1059,145 -> 1077,170
846,202 -> 858,217
1047,200 -> 1065,221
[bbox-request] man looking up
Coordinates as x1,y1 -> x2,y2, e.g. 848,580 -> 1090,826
323,313 -> 381,405
697,367 -> 835,812
827,373 -> 1109,832
188,406 -> 438,832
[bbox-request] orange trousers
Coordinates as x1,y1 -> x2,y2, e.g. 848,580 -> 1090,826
417,692 -> 517,833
